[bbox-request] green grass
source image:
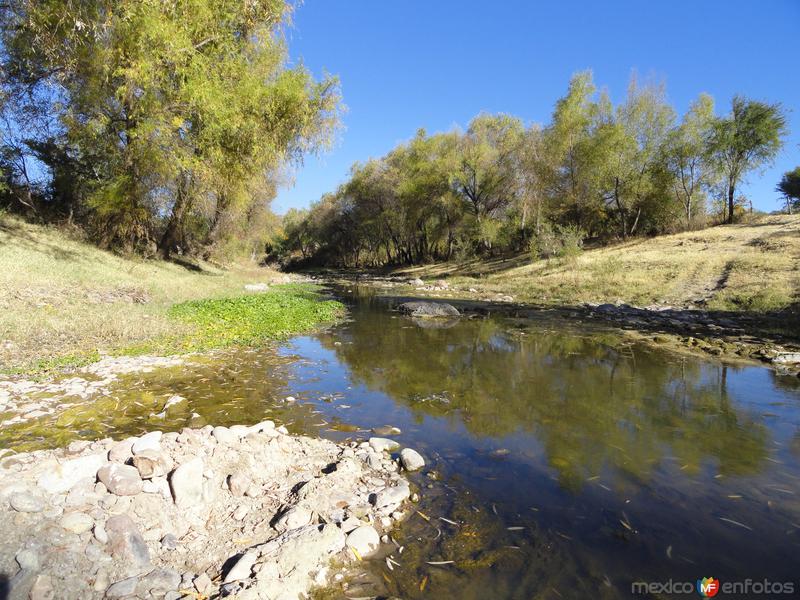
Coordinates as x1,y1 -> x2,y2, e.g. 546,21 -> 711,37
167,285 -> 344,351
0,214 -> 343,374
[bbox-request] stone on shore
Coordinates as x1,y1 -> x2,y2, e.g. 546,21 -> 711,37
169,457 -> 204,508
369,437 -> 400,453
9,492 -> 44,513
37,453 -> 107,494
131,431 -> 162,454
346,525 -> 380,557
400,448 -> 425,471
97,463 -> 143,496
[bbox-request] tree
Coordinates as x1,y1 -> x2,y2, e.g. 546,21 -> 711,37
450,114 -> 524,252
706,96 -> 787,224
776,167 -> 800,214
666,93 -> 715,228
1,0 -> 340,255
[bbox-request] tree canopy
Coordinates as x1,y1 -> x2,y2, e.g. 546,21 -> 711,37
277,73 -> 789,268
0,0 -> 340,258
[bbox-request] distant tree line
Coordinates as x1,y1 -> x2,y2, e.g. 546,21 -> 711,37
0,0 -> 340,259
278,72 -> 787,268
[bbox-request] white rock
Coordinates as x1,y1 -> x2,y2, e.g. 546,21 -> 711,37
9,492 -> 44,513
400,448 -> 425,471
170,457 -> 204,508
373,482 -> 411,512
223,550 -> 257,582
37,453 -> 107,494
369,437 -> 400,453
249,420 -> 275,433
60,511 -> 94,533
275,505 -> 313,532
212,426 -> 236,444
97,463 -> 143,496
131,431 -> 162,454
244,283 -> 269,292
346,525 -> 380,557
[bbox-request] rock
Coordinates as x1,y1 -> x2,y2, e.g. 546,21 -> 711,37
97,463 -> 143,496
132,450 -> 173,479
409,278 -> 424,286
212,426 -> 237,444
29,574 -> 54,600
15,548 -> 39,571
275,505 -> 313,532
108,439 -> 135,463
9,492 -> 44,513
369,437 -> 400,453
131,431 -> 162,454
170,457 -> 204,508
161,533 -> 178,550
250,420 -> 275,433
346,525 -> 380,557
398,301 -> 460,318
371,425 -> 401,436
373,482 -> 411,512
94,522 -> 108,544
229,424 -> 250,438
60,511 -> 94,533
223,551 -> 257,583
773,352 -> 800,365
400,448 -> 425,471
244,283 -> 269,292
194,572 -> 213,594
105,514 -> 150,567
137,568 -> 181,595
232,504 -> 249,521
106,577 -> 139,598
37,453 -> 107,494
227,472 -> 249,497
141,476 -> 171,498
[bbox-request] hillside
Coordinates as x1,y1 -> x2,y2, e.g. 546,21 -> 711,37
393,214 -> 800,316
0,215 -> 333,373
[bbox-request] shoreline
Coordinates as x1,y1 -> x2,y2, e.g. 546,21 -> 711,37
317,274 -> 800,377
0,422 -> 421,599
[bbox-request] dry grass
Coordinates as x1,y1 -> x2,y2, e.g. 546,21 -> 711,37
0,214 -> 287,372
397,214 -> 800,313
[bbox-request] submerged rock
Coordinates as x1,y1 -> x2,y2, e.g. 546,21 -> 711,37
346,525 -> 380,557
398,301 -> 460,318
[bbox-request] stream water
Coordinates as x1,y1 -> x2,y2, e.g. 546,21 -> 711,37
3,286 -> 800,599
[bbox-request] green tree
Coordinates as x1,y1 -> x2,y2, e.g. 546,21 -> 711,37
776,167 -> 800,214
1,0 -> 340,255
665,93 -> 716,228
706,96 -> 787,224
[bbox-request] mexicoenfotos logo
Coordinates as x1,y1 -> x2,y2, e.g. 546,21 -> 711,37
697,577 -> 720,597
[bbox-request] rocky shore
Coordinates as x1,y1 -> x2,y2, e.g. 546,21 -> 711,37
0,422 -> 422,599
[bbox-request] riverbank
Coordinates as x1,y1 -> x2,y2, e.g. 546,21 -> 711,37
0,215 -> 343,375
0,421 -> 422,599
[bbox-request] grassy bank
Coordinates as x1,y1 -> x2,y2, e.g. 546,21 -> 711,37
394,215 -> 800,316
0,215 -> 343,375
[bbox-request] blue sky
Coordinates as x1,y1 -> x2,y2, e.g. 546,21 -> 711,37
274,0 -> 800,214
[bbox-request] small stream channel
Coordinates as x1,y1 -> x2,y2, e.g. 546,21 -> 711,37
3,285 -> 800,599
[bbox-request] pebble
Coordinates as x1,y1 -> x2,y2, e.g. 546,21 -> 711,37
194,572 -> 213,594
106,576 -> 139,598
170,457 -> 204,508
346,525 -> 380,557
16,548 -> 39,570
275,505 -> 312,532
138,567 -> 181,594
400,448 -> 425,471
368,437 -> 400,453
97,463 -> 143,496
37,453 -> 107,494
29,573 -> 54,600
60,511 -> 94,533
223,551 -> 257,582
212,426 -> 237,444
9,492 -> 44,513
131,431 -> 162,454
132,449 -> 173,479
108,439 -> 135,463
105,514 -> 150,566
227,472 -> 249,497
161,533 -> 178,550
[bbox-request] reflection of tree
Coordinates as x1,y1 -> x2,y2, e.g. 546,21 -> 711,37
320,310 -> 768,489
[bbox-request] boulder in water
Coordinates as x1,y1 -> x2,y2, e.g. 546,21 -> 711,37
398,301 -> 460,318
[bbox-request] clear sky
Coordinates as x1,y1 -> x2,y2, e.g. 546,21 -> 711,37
274,0 -> 800,214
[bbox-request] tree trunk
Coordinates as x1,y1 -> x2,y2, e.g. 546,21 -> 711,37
727,180 -> 735,224
160,176 -> 191,257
